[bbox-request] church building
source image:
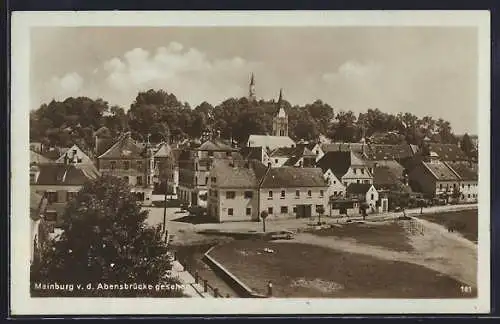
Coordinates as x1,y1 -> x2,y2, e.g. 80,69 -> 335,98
246,76 -> 295,151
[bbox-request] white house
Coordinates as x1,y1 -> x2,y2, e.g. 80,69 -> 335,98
346,183 -> 379,213
316,151 -> 373,190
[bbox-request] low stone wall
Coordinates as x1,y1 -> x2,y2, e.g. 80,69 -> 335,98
203,246 -> 267,298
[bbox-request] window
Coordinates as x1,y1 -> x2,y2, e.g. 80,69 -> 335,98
137,161 -> 143,169
361,169 -> 365,174
73,149 -> 77,155
468,194 -> 471,198
333,180 -> 336,184
44,211 -> 57,222
295,190 -> 300,198
208,151 -> 214,157
67,192 -> 77,201
244,191 -> 253,199
364,180 -> 370,184
228,208 -> 234,216
275,159 -> 279,164
268,191 -> 273,199
281,206 -> 288,214
226,191 -> 236,199
320,190 -> 324,197
357,180 -> 360,184
137,176 -> 143,186
123,176 -> 129,183
293,206 -> 297,213
246,208 -> 251,215
205,177 -> 208,185
281,190 -> 285,199
46,192 -> 57,204
214,190 -> 218,197
453,183 -> 457,188
29,173 -> 36,184
226,151 -> 232,157
110,161 -> 116,169
307,190 -> 312,197
462,184 -> 465,189
468,184 -> 471,189
353,168 -> 357,174
371,193 -> 374,200
268,207 -> 273,214
439,184 -> 443,189
211,177 -> 217,183
124,161 -> 130,170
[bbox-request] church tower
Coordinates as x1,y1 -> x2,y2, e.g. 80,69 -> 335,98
248,73 -> 256,102
272,89 -> 288,137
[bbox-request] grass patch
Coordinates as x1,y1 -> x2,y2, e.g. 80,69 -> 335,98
417,209 -> 478,242
209,240 -> 474,298
306,222 -> 414,252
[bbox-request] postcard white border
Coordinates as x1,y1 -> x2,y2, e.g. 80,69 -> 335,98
11,10 -> 491,315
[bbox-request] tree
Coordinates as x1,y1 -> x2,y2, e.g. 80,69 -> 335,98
31,176 -> 184,297
316,205 -> 325,225
359,202 -> 369,220
417,198 -> 427,214
460,133 -> 474,157
260,210 -> 269,233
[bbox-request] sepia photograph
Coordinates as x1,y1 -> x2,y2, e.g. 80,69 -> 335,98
11,11 -> 490,315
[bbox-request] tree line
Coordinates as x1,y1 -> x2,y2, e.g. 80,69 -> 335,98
29,89 -> 476,157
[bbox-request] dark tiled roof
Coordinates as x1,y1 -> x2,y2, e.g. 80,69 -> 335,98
34,163 -> 100,185
260,167 -> 327,188
95,137 -> 116,157
422,161 -> 460,181
446,162 -> 478,181
365,144 -> 414,161
98,133 -> 145,159
30,150 -> 53,165
346,183 -> 373,195
240,147 -> 263,161
428,143 -> 468,161
316,151 -> 366,179
373,166 -> 401,186
269,147 -> 295,157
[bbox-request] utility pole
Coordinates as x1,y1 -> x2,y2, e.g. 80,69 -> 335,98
162,174 -> 168,236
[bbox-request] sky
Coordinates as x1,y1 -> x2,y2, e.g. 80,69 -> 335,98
30,27 -> 478,134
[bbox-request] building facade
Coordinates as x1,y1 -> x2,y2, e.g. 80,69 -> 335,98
96,132 -> 155,203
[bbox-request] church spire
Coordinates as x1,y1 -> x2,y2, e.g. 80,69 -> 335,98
278,88 -> 283,103
248,73 -> 256,102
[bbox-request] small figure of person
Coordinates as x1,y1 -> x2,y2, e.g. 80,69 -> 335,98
267,280 -> 273,297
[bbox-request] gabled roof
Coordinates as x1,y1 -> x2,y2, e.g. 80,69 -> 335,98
428,143 -> 468,161
346,183 -> 373,195
210,159 -> 260,188
55,144 -> 93,164
247,135 -> 295,151
30,150 -> 53,165
283,147 -> 318,167
197,140 -> 235,152
316,151 -> 366,179
98,133 -> 145,159
34,163 -> 100,186
260,167 -> 327,188
95,137 -> 116,157
154,142 -> 172,158
422,161 -> 460,181
445,162 -> 478,181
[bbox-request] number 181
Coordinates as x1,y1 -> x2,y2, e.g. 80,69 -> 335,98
460,285 -> 472,293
